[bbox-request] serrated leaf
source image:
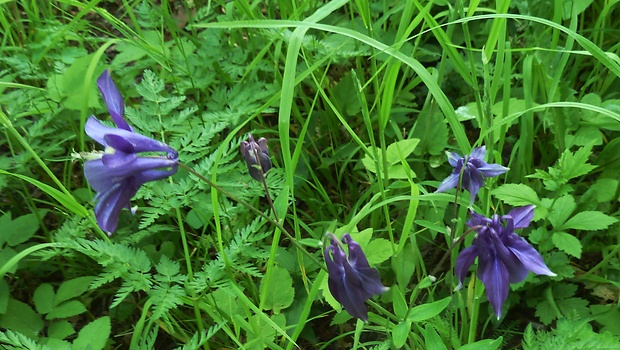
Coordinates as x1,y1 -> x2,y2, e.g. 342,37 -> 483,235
392,320 -> 411,348
386,139 -> 420,164
155,255 -> 181,277
33,283 -> 55,314
412,110 -> 448,155
0,299 -> 44,339
5,213 -> 40,246
545,251 -> 575,278
72,317 -> 110,350
557,297 -> 590,319
261,265 -> 294,313
552,232 -> 582,258
212,287 -> 243,318
366,238 -> 393,265
547,195 -> 575,229
407,297 -> 451,322
553,283 -> 577,299
48,320 -> 75,340
55,277 -> 95,305
46,300 -> 87,320
491,184 -> 540,206
0,247 -> 17,274
560,211 -> 618,231
558,145 -> 597,180
535,300 -> 556,325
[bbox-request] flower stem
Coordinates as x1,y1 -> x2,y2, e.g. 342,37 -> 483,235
174,206 -> 209,350
177,162 -> 325,270
429,226 -> 480,277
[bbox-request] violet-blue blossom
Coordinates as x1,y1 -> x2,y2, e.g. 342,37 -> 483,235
436,146 -> 508,204
240,134 -> 272,181
84,70 -> 179,235
455,205 -> 556,318
325,233 -> 388,321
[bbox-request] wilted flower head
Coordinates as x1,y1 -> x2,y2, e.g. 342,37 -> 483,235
436,146 -> 508,204
324,233 -> 388,321
84,69 -> 179,235
455,205 -> 556,318
240,134 -> 272,181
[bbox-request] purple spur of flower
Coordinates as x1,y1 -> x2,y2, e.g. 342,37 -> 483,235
240,134 -> 272,181
455,205 -> 556,319
83,70 -> 179,235
436,146 -> 508,205
324,233 -> 389,321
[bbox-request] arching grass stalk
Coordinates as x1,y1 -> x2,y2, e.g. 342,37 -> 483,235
177,162 -> 324,270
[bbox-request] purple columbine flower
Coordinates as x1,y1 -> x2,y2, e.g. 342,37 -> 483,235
84,70 -> 179,235
455,205 -> 556,319
436,146 -> 508,204
324,233 -> 388,321
240,134 -> 272,181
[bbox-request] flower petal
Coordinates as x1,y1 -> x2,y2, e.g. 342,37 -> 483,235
504,235 -> 556,277
85,117 -> 113,146
135,167 -> 178,183
357,266 -> 388,296
455,245 -> 479,283
97,69 -> 131,131
447,151 -> 462,167
490,231 -> 530,283
93,177 -> 139,234
477,162 -> 509,177
86,117 -> 177,156
507,205 -> 535,229
462,166 -> 484,204
104,131 -> 177,156
341,262 -> 371,321
467,212 -> 489,228
436,173 -> 460,193
470,146 -> 486,160
477,252 -> 510,319
342,234 -> 370,268
241,136 -> 272,181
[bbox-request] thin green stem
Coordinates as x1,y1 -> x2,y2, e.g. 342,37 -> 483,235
174,206 -> 208,350
429,226 -> 479,278
0,112 -> 72,198
177,162 -> 325,270
579,242 -> 620,279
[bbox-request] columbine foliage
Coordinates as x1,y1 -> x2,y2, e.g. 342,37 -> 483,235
1,0 -> 619,349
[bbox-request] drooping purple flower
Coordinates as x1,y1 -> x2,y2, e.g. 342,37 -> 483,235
436,146 -> 508,204
455,205 -> 556,318
84,70 -> 179,235
324,233 -> 389,321
240,134 -> 272,181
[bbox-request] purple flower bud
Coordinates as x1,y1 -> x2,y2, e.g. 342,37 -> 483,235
455,205 -> 556,318
83,70 -> 179,235
325,233 -> 388,321
240,134 -> 272,181
436,146 -> 509,204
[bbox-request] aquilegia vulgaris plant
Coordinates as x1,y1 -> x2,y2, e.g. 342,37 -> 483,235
83,69 -> 179,235
455,205 -> 556,318
325,233 -> 388,321
436,146 -> 508,205
240,134 -> 272,181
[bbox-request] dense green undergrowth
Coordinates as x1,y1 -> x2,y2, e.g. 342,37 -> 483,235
1,0 -> 619,349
